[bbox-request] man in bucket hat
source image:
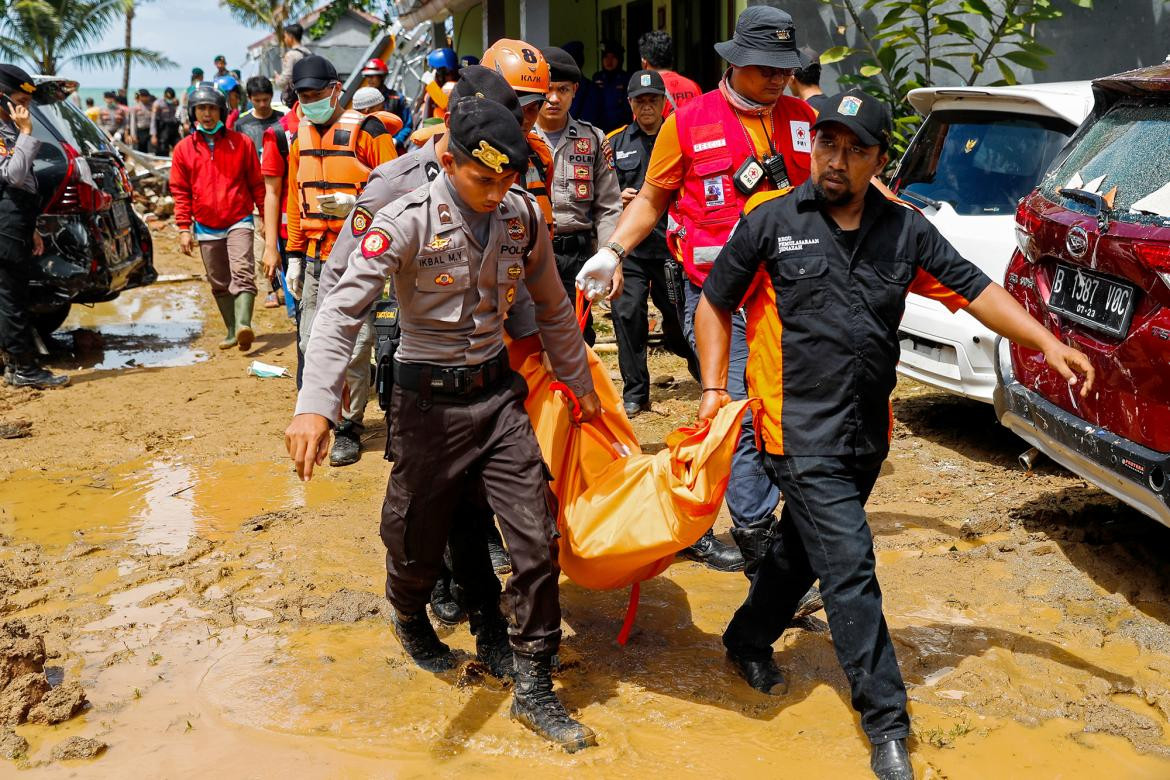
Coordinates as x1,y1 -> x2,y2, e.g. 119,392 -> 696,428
578,6 -> 826,588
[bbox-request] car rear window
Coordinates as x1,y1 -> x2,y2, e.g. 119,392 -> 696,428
897,109 -> 1075,215
35,100 -> 113,155
1041,101 -> 1170,223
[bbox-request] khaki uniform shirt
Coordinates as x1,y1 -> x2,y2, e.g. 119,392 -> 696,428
535,116 -> 622,240
296,173 -> 593,422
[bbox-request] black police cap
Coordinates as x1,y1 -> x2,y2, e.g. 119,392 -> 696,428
447,96 -> 529,175
451,65 -> 523,127
0,64 -> 36,96
542,47 -> 581,84
812,89 -> 893,150
292,55 -> 339,92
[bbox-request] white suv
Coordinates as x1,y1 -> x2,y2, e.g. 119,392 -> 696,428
890,82 -> 1093,402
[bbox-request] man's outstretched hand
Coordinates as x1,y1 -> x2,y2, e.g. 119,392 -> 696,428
285,413 -> 332,481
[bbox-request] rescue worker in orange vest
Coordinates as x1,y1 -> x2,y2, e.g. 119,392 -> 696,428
576,6 -> 824,590
285,55 -> 397,467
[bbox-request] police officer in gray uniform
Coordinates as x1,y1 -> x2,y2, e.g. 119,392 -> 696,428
534,47 -> 622,345
287,97 -> 601,753
0,64 -> 68,389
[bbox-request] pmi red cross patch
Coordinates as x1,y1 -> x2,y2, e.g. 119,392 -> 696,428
361,227 -> 391,258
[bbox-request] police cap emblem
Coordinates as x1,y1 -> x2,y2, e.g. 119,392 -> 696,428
471,139 -> 509,173
838,96 -> 862,117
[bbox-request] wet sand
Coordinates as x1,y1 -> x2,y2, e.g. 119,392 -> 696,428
2,229 -> 1170,777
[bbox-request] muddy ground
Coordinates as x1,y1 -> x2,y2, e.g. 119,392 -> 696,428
2,229 -> 1170,778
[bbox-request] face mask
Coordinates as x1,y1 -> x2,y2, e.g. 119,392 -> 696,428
301,90 -> 336,124
197,121 -> 224,135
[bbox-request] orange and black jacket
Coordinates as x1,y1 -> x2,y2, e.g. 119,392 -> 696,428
703,179 -> 992,456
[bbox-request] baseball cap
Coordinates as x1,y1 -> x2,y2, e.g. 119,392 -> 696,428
715,6 -> 803,70
214,54 -> 226,63
447,97 -> 529,175
291,55 -> 339,91
627,69 -> 666,98
191,67 -> 204,77
451,65 -> 524,127
812,89 -> 893,150
542,46 -> 581,84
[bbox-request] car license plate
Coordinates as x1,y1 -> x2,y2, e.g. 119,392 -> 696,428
112,199 -> 130,230
1047,264 -> 1137,338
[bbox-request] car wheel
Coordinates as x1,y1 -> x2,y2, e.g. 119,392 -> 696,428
32,303 -> 72,338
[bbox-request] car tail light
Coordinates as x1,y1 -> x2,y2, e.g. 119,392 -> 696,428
43,143 -> 113,215
1015,199 -> 1042,262
1133,241 -> 1170,292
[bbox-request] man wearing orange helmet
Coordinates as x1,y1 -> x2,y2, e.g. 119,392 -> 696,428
360,57 -> 413,152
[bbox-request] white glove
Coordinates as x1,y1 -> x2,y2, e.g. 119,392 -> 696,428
316,192 -> 357,218
286,254 -> 304,300
575,247 -> 620,301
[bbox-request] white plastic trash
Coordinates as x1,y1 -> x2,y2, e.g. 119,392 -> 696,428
248,360 -> 289,378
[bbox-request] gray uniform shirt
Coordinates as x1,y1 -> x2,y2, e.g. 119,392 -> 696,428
0,118 -> 40,193
296,172 -> 593,422
535,116 -> 622,239
322,135 -> 539,339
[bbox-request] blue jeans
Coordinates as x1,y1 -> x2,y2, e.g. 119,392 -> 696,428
723,452 -> 910,745
684,280 -> 781,529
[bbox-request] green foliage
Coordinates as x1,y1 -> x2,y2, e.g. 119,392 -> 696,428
219,0 -> 316,54
0,0 -> 175,75
819,0 -> 1094,157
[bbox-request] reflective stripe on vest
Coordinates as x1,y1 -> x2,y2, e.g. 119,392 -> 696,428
296,109 -> 372,239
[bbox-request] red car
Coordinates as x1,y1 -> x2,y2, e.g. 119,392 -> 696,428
996,63 -> 1170,527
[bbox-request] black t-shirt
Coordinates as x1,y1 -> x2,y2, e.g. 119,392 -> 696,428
234,108 -> 285,161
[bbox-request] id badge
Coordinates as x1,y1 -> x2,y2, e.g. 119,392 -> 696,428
733,156 -> 767,196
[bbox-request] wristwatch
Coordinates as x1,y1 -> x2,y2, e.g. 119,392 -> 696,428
604,240 -> 627,260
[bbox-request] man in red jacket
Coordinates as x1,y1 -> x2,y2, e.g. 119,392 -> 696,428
170,84 -> 265,350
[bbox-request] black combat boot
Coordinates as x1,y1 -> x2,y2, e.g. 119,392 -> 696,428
4,361 -> 69,389
510,653 -> 596,752
730,516 -> 776,579
871,738 -> 914,780
726,651 -> 788,695
390,610 -> 456,672
429,574 -> 466,625
680,527 -> 744,572
794,586 -> 824,619
329,420 -> 362,466
485,523 -> 511,574
468,605 -> 513,680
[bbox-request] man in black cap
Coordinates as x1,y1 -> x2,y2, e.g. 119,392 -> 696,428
606,70 -> 698,419
0,64 -> 68,388
791,46 -> 831,113
287,95 -> 602,754
535,46 -> 622,346
693,88 -> 1095,780
578,5 -> 825,578
591,40 -> 629,133
284,53 -> 396,468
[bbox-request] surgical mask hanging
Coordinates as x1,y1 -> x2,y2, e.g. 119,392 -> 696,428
301,90 -> 336,124
197,120 -> 224,135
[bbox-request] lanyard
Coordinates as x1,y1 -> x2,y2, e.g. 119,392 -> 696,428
732,109 -> 777,159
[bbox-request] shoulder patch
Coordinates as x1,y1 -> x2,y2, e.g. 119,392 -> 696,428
600,137 -> 615,170
361,228 -> 392,258
351,206 -> 373,236
743,187 -> 793,215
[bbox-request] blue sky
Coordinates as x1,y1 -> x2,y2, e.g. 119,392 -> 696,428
56,0 -> 267,89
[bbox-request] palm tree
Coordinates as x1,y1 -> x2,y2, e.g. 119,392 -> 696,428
0,0 -> 174,76
219,0 -> 315,58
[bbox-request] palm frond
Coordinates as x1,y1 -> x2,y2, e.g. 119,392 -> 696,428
67,45 -> 175,71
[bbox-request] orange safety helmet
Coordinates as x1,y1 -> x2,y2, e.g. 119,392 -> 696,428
482,38 -> 549,104
362,57 -> 389,76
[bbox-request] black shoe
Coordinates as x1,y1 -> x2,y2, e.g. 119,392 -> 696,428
511,653 -> 596,752
871,738 -> 914,780
793,586 -> 824,619
726,651 -> 788,695
487,538 -> 512,575
329,423 -> 361,467
730,520 -> 775,578
622,400 -> 650,418
429,575 -> 466,626
470,609 -> 514,680
680,528 -> 745,572
390,610 -> 456,672
4,363 -> 69,389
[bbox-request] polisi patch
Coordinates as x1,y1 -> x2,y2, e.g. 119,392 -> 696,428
351,206 -> 372,236
506,286 -> 516,304
426,235 -> 452,251
573,164 -> 591,180
507,219 -> 526,242
574,137 -> 592,155
507,263 -> 523,279
838,96 -> 862,117
573,181 -> 593,201
361,228 -> 391,258
434,272 -> 455,286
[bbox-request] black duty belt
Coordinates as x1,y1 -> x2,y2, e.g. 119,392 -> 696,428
394,349 -> 510,400
551,231 -> 592,255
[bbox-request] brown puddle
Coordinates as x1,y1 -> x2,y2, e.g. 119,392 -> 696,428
57,283 -> 207,371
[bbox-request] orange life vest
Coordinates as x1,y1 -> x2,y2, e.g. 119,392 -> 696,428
369,110 -> 403,136
296,109 -> 373,253
525,132 -> 555,237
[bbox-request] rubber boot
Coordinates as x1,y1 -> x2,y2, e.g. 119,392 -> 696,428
680,527 -> 745,572
429,571 -> 466,626
871,738 -> 914,780
234,292 -> 255,351
390,610 -> 456,672
214,295 -> 237,349
510,653 -> 596,752
468,603 -> 513,680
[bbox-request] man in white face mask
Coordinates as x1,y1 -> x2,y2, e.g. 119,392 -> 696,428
285,54 -> 397,467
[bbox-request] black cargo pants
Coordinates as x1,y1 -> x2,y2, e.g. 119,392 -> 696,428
381,369 -> 562,657
553,234 -> 595,346
0,190 -> 39,362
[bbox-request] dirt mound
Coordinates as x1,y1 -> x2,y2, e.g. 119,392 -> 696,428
50,736 -> 106,761
315,588 -> 389,624
0,620 -> 87,747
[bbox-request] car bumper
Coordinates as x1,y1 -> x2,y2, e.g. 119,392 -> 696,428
993,338 -> 1170,528
897,294 -> 997,403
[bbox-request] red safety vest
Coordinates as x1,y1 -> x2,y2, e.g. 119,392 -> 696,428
667,89 -> 813,286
